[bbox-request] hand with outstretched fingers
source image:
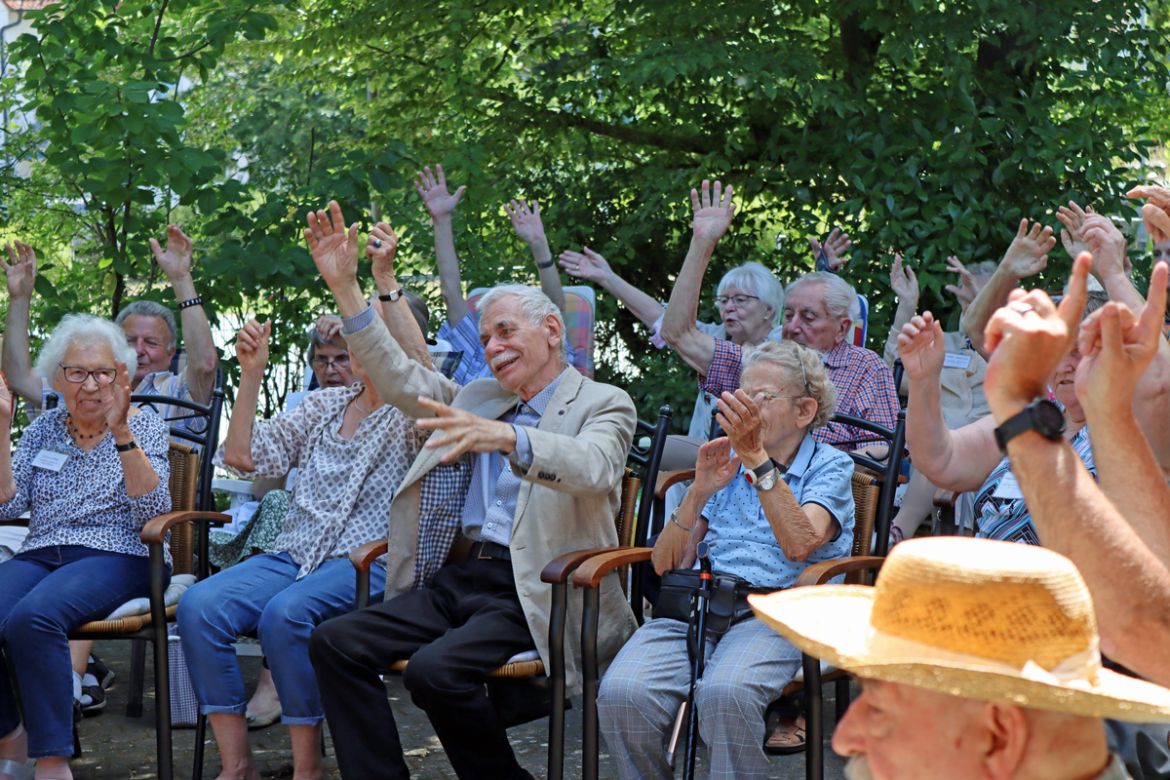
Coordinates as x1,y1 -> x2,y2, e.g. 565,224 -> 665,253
104,361 -> 134,431
691,436 -> 742,498
148,225 -> 195,281
558,247 -> 612,284
304,200 -> 361,290
943,255 -> 977,308
889,253 -> 919,303
1,241 -> 36,299
504,199 -> 546,247
1000,218 -> 1056,280
414,164 -> 466,221
415,396 -> 517,464
691,179 -> 736,244
811,227 -> 853,271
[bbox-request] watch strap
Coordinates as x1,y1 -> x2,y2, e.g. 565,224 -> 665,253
378,288 -> 405,303
115,439 -> 140,453
994,399 -> 1065,453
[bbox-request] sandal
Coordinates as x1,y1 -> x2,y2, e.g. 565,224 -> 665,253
765,713 -> 806,755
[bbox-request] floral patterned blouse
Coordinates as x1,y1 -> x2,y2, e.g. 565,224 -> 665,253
216,383 -> 423,578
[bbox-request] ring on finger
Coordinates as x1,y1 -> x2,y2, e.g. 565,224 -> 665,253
1009,301 -> 1035,316
372,239 -> 383,249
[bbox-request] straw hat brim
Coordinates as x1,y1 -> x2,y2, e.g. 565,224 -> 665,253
749,587 -> 1170,723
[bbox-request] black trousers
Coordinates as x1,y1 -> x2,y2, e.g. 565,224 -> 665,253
309,556 -> 536,780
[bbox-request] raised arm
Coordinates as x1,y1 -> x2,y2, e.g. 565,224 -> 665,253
882,253 -> 919,374
660,179 -> 736,374
505,199 -> 565,310
962,218 -> 1054,357
149,225 -> 218,403
0,374 -> 17,502
0,242 -> 45,406
559,247 -> 664,326
222,320 -> 270,473
107,362 -> 162,498
414,164 -> 469,325
367,221 -> 433,369
810,227 -> 852,273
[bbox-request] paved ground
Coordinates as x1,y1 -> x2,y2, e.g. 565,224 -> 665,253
70,640 -> 849,779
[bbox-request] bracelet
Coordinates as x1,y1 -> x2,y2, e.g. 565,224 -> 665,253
669,509 -> 694,533
177,296 -> 203,310
115,440 -> 140,453
378,288 -> 405,303
536,259 -> 556,270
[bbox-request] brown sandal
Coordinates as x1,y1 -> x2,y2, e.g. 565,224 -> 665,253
765,713 -> 807,755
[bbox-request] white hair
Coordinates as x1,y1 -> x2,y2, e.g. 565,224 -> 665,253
36,313 -> 139,381
742,340 -> 837,428
115,300 -> 177,349
476,284 -> 567,355
788,271 -> 858,321
717,262 -> 785,327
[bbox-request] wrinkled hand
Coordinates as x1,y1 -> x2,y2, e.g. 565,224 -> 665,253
889,253 -> 918,302
416,396 -> 518,464
811,228 -> 852,271
1075,261 -> 1169,414
692,436 -> 742,497
1127,185 -> 1170,244
366,221 -> 400,281
104,361 -> 133,431
943,255 -> 978,308
148,225 -> 194,280
1055,201 -> 1093,261
715,390 -> 766,465
1,241 -> 37,299
558,247 -> 612,284
983,253 -> 1091,417
1080,214 -> 1129,280
651,513 -> 701,576
414,164 -> 466,221
504,199 -> 546,246
691,179 -> 736,243
1000,218 -> 1055,279
235,319 -> 271,375
304,200 -> 361,290
314,314 -> 342,342
896,312 -> 946,382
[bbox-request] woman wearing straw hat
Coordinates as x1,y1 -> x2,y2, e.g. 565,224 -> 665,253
750,536 -> 1170,779
597,340 -> 855,780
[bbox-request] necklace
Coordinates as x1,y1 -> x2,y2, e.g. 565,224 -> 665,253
350,395 -> 372,415
66,414 -> 107,441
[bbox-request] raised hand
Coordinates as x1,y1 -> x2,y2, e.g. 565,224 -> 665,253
889,253 -> 919,303
1,241 -> 37,299
690,179 -> 736,244
896,312 -> 947,381
148,225 -> 195,281
1055,201 -> 1093,261
414,164 -> 466,221
558,247 -> 613,284
366,220 -> 400,282
1076,261 -> 1169,411
943,255 -> 977,308
314,314 -> 342,342
104,361 -> 133,431
715,390 -> 766,465
983,253 -> 1091,416
416,396 -> 517,464
504,199 -> 546,246
1080,214 -> 1129,280
1127,185 -> 1170,244
811,227 -> 853,272
235,319 -> 271,375
1000,218 -> 1055,279
304,200 -> 361,290
692,436 -> 741,497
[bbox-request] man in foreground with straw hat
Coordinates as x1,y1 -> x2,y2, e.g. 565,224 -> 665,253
750,536 -> 1170,780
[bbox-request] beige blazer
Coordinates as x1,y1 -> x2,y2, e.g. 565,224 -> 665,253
345,315 -> 639,692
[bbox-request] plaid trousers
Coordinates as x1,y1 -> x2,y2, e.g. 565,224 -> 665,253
597,616 -> 801,780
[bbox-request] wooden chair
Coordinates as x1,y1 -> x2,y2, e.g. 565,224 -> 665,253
347,405 -> 673,780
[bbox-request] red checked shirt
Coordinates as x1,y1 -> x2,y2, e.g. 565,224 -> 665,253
698,339 -> 899,450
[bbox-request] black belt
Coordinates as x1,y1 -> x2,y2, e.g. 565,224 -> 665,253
469,540 -> 512,561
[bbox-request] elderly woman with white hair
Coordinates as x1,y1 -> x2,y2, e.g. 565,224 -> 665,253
0,314 -> 171,780
597,340 -> 855,779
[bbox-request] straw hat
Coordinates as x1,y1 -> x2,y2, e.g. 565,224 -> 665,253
749,536 -> 1170,722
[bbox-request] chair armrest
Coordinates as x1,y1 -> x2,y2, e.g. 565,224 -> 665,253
140,511 -> 231,545
571,547 -> 653,589
541,546 -> 630,584
655,469 -> 695,500
794,556 -> 885,587
350,539 -> 389,571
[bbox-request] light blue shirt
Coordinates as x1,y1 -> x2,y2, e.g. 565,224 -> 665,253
699,432 -> 855,588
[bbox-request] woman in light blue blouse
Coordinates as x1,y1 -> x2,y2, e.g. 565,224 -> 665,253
598,340 -> 855,780
0,314 -> 171,780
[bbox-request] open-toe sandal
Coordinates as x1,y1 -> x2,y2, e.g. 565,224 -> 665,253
765,713 -> 807,755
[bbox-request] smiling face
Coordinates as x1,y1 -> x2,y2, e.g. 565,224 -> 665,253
121,314 -> 176,383
781,282 -> 850,353
718,285 -> 775,346
55,341 -> 118,424
479,294 -> 564,400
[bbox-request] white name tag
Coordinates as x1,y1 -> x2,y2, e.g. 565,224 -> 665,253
943,352 -> 973,370
992,471 -> 1024,500
32,449 -> 69,472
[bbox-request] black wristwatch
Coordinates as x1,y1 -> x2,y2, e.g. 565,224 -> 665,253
993,398 -> 1065,453
114,439 -> 140,453
744,458 -> 785,492
378,287 -> 405,303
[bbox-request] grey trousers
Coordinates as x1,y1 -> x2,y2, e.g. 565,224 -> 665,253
597,616 -> 801,780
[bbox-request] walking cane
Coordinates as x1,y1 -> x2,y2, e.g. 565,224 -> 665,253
665,541 -> 715,779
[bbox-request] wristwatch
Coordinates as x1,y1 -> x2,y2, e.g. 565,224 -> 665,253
114,440 -> 140,453
744,458 -> 781,492
993,398 -> 1065,453
378,287 -> 405,303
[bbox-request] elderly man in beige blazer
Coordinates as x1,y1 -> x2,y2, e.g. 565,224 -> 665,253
302,201 -> 637,780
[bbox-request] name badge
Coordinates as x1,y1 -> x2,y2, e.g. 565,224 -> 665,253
943,352 -> 973,370
32,449 -> 70,472
992,471 -> 1024,500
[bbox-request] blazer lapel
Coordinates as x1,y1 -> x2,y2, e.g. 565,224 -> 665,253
513,369 -> 585,524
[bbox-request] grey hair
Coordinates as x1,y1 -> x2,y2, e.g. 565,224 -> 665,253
742,340 -> 837,429
36,313 -> 139,381
476,284 -> 567,355
306,320 -> 346,362
716,262 -> 785,327
115,300 -> 177,349
787,271 -> 858,322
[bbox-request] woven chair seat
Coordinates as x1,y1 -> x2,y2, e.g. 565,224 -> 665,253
386,655 -> 546,679
73,603 -> 179,635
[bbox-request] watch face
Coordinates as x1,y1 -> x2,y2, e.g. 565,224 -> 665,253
1034,400 -> 1066,436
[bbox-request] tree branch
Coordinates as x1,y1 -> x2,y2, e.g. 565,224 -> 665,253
147,0 -> 171,58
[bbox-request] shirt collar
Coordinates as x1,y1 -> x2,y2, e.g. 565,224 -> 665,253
822,340 -> 853,369
784,432 -> 819,479
519,367 -> 570,417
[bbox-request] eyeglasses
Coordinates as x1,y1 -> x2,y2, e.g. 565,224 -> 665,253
714,294 -> 760,308
312,354 -> 351,369
59,365 -> 116,385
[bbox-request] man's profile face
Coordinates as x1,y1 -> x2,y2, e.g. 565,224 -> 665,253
121,314 -> 176,382
781,282 -> 849,353
479,295 -> 562,399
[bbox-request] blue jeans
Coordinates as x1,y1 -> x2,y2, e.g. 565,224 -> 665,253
178,551 -> 385,725
0,545 -> 156,757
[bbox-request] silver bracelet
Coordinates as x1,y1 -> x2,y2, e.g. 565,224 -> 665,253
669,509 -> 694,533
